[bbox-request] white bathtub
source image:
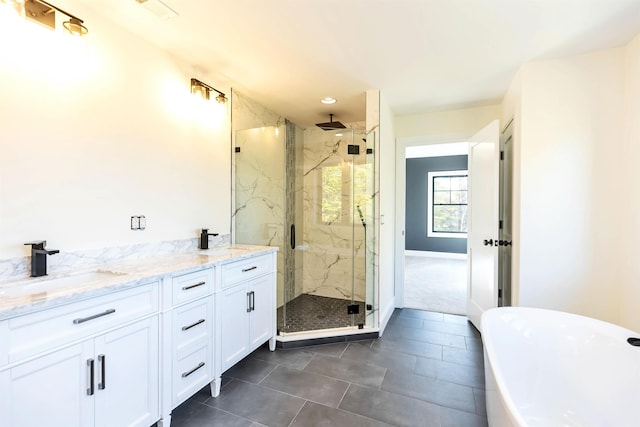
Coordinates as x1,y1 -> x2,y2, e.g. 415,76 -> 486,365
481,307 -> 640,427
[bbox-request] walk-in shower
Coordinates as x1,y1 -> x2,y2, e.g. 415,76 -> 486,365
232,92 -> 377,341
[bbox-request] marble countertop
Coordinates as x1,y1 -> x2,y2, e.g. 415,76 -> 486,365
0,245 -> 277,321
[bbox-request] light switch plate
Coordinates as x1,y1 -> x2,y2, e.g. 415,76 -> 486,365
131,216 -> 140,230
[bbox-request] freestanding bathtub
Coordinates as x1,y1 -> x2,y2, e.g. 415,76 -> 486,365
481,307 -> 640,427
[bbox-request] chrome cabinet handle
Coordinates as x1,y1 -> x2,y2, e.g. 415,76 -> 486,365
98,354 -> 106,390
182,281 -> 206,291
250,291 -> 255,312
246,292 -> 252,312
74,309 -> 116,324
182,319 -> 205,331
242,266 -> 257,273
87,358 -> 95,396
182,362 -> 205,378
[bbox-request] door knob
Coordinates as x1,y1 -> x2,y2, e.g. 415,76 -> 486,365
483,239 -> 493,246
498,240 -> 512,246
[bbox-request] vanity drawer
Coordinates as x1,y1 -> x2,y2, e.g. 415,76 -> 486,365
173,344 -> 211,407
221,254 -> 272,288
172,297 -> 211,352
5,282 -> 159,365
172,269 -> 213,306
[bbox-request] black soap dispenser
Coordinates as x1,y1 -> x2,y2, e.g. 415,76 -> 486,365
200,228 -> 219,250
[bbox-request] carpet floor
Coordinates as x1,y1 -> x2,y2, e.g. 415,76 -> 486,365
404,255 -> 467,315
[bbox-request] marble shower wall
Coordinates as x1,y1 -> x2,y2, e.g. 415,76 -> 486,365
231,92 -> 376,317
301,123 -> 372,303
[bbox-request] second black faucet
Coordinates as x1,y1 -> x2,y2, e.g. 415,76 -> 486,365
199,229 -> 219,250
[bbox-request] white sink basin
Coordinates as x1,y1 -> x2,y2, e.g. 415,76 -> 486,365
0,270 -> 127,298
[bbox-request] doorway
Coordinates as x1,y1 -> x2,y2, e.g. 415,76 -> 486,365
395,120 -> 511,325
402,143 -> 469,315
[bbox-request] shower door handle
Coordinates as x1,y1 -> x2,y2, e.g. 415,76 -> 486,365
290,224 -> 296,250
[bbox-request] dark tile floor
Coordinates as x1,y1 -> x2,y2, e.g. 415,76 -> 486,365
277,294 -> 366,333
170,308 -> 487,427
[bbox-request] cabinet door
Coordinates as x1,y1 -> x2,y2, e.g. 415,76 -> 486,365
0,341 -> 94,427
94,316 -> 159,427
249,274 -> 274,350
219,284 -> 250,372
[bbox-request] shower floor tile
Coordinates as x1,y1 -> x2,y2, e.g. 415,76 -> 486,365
277,294 -> 366,333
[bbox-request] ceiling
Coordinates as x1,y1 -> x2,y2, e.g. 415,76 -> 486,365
79,0 -> 640,128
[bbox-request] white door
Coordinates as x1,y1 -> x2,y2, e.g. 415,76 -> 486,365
0,341 -> 94,427
249,274 -> 274,349
95,316 -> 159,427
219,283 -> 251,371
467,120 -> 500,330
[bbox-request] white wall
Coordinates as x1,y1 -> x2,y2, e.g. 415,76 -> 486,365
515,48 -> 626,325
367,90 -> 395,330
621,34 -> 640,330
395,104 -> 502,143
0,4 -> 231,259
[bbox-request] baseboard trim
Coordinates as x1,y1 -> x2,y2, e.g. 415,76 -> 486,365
405,250 -> 467,260
379,299 -> 396,336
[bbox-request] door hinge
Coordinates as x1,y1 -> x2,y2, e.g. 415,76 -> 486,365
498,289 -> 503,298
500,151 -> 504,160
499,220 -> 503,230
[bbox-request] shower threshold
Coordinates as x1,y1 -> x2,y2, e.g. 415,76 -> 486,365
276,326 -> 379,349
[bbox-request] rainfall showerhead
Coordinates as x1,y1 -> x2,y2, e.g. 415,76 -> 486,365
316,114 -> 346,131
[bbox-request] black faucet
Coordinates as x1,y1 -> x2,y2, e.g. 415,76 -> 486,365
199,229 -> 219,250
24,241 -> 59,277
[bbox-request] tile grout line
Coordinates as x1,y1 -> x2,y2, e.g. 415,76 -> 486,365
256,361 -> 281,386
336,382 -> 352,409
286,399 -> 309,427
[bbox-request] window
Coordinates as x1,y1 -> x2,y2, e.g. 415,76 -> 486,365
427,170 -> 468,238
320,163 -> 372,225
321,165 -> 343,223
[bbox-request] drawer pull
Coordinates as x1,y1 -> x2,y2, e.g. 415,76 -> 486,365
73,308 -> 116,324
181,318 -> 205,331
182,281 -> 206,291
87,358 -> 95,396
242,266 -> 257,273
182,362 -> 205,378
98,354 -> 106,390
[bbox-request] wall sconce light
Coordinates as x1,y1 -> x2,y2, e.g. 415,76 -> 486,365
190,78 -> 227,104
23,0 -> 88,35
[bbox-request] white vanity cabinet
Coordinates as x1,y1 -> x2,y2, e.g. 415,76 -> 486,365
0,246 -> 278,427
159,267 -> 215,427
0,282 -> 160,427
217,252 -> 276,372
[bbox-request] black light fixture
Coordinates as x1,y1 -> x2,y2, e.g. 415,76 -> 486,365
24,0 -> 88,35
190,78 -> 227,104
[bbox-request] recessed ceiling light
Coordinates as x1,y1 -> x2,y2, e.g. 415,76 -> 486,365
335,133 -> 343,137
321,97 -> 337,105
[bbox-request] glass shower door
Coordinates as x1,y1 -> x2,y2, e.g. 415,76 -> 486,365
233,124 -> 287,332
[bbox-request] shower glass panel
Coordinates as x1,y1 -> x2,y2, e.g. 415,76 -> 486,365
279,127 -> 374,334
232,92 -> 376,338
234,124 -> 286,311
